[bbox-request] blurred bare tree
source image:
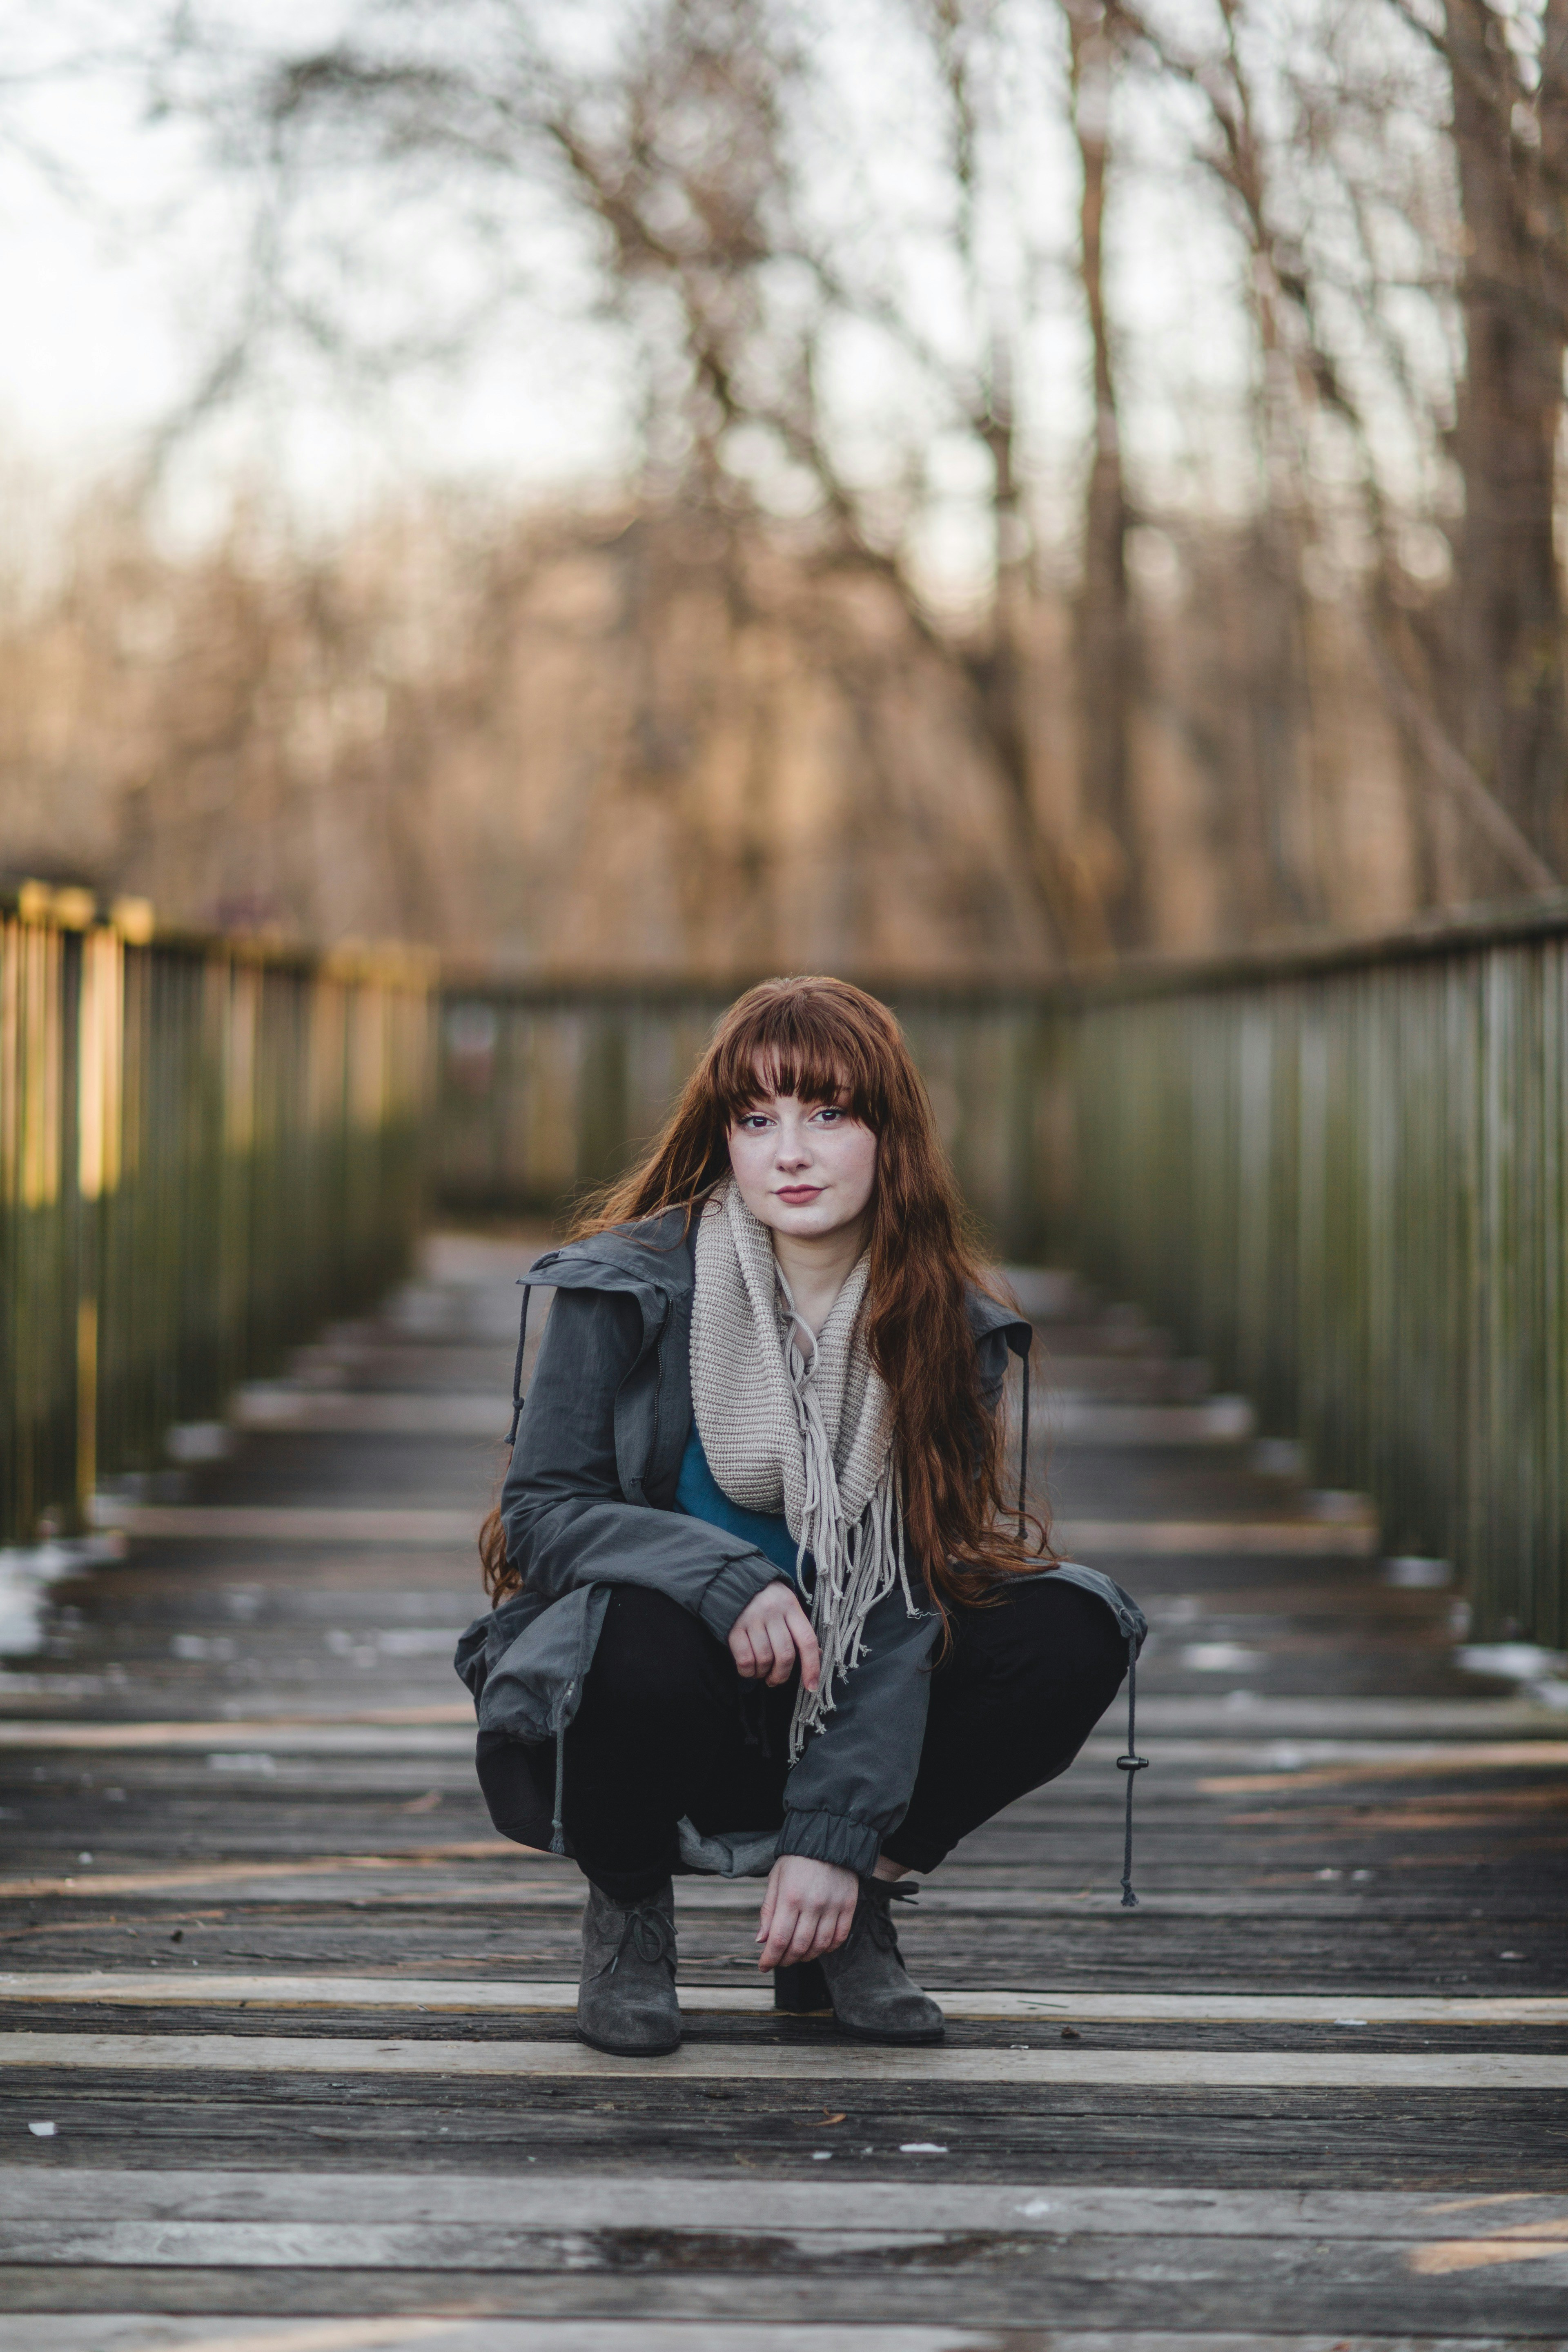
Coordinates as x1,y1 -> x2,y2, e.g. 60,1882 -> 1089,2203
1116,0 -> 1566,902
134,0 -> 1069,947
4,0 -> 1567,964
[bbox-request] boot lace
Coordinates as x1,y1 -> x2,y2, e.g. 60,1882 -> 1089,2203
610,1898 -> 676,1974
862,1880 -> 916,1958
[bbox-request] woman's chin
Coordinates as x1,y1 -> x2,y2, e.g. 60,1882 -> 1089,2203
756,1198 -> 851,1239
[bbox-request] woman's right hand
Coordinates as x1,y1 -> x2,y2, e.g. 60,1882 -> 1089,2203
728,1584 -> 820,1690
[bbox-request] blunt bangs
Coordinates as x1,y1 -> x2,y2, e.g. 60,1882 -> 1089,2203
709,984 -> 890,1129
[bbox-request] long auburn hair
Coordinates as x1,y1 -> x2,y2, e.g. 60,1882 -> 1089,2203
478,976 -> 1050,1616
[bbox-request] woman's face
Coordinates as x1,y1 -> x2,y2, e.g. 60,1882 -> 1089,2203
727,1080 -> 878,1243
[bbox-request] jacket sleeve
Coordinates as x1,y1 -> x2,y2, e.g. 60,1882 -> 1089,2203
501,1285 -> 783,1642
777,1584 -> 941,1876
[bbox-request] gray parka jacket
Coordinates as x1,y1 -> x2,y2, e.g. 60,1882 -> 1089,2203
454,1209 -> 1142,1880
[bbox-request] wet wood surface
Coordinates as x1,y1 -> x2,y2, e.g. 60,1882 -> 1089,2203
1,1231 -> 1565,2349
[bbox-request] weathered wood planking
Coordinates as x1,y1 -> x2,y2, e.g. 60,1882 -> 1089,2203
2,1234 -> 1566,2346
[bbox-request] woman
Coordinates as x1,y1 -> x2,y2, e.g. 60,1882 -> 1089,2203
457,976 -> 1144,2056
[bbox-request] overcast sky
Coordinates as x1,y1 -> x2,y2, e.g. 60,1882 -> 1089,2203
0,4 -> 640,541
0,0 -> 1339,579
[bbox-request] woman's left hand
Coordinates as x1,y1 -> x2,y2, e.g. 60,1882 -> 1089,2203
755,1853 -> 859,1969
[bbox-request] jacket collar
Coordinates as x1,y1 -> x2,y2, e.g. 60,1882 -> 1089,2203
528,1212 -> 1032,1358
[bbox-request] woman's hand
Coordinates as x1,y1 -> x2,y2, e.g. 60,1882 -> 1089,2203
728,1583 -> 820,1689
756,1853 -> 859,1969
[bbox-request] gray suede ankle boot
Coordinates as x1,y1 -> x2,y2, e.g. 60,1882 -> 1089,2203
820,1878 -> 945,2045
575,1878 -> 681,2056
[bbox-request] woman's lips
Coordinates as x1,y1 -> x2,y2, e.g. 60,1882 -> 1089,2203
775,1185 -> 824,1205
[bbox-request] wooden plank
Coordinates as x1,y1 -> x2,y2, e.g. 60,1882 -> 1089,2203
229,1390 -> 1262,1446
4,2168 -> 1568,2239
1059,1520 -> 1378,1557
0,2323 -> 1561,2342
0,1869 -> 1430,1912
1032,1400 -> 1256,1443
2,2031 -> 1564,2085
4,2212 -> 1568,2279
0,2324 -> 1128,2352
1127,1697 -> 1568,1732
0,2253 -> 1566,2329
233,1393 -> 503,1435
0,2331 -> 1555,2352
0,2323 -> 1100,2352
85,1510 -> 480,1545
82,1505 -> 1378,1557
4,2082 -> 1561,2192
3,1975 -> 1565,2025
0,1720 -> 475,1751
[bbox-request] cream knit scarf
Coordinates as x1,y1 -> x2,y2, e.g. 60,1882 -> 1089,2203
692,1179 -> 917,1757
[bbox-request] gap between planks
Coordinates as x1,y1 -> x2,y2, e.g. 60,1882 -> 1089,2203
1,2032 -> 1563,2086
2,1975 -> 1564,2026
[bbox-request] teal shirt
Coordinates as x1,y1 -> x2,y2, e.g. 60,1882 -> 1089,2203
674,1427 -> 813,1594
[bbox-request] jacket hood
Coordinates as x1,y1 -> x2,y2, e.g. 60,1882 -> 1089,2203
967,1286 -> 1034,1361
523,1208 -> 695,1303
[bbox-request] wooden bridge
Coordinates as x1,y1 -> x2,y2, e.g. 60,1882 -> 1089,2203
2,884 -> 1567,2346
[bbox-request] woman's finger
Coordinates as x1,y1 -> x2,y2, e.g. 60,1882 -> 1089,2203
786,1903 -> 823,1962
759,1895 -> 801,1969
748,1627 -> 776,1681
764,1620 -> 796,1685
780,1594 -> 821,1690
729,1629 -> 757,1679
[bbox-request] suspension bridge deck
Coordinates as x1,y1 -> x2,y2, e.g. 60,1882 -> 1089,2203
1,1234 -> 1565,2350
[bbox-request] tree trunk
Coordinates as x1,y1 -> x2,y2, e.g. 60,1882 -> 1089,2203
1445,0 -> 1568,882
1067,0 -> 1144,951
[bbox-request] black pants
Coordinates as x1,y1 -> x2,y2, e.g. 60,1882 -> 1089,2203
478,1575 -> 1129,1903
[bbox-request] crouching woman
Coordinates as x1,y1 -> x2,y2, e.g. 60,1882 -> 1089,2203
456,976 -> 1144,2056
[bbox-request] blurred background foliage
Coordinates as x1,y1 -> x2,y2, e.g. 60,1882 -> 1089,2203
4,0 -> 1568,971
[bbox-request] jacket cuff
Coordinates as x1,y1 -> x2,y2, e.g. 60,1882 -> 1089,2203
696,1551 -> 787,1640
777,1803 -> 882,1879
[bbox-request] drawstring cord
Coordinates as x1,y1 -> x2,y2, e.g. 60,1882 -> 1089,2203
1118,1632 -> 1148,1907
506,1285 -> 532,1446
502,1278 -> 580,1855
1021,1335 -> 1147,1908
550,1712 -> 568,1857
1017,1345 -> 1031,1537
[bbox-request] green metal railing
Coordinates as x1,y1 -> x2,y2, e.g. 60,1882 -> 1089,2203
9,875 -> 1560,1639
1,884 -> 435,1545
438,904 -> 1568,1645
1065,900 -> 1568,1650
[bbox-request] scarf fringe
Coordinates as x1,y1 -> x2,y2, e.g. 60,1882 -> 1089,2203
773,1261 -> 918,1760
